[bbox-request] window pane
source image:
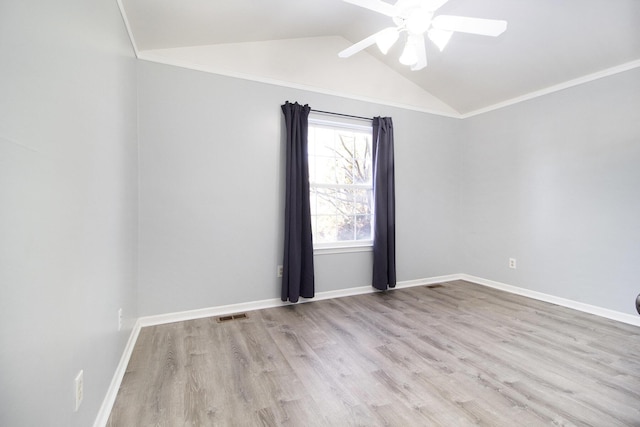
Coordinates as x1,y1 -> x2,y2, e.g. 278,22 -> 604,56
310,126 -> 371,186
355,215 -> 372,240
309,187 -> 372,243
353,134 -> 372,184
335,133 -> 355,184
315,215 -> 338,243
352,188 -> 372,216
312,187 -> 342,215
337,214 -> 355,241
308,120 -> 373,245
313,127 -> 336,157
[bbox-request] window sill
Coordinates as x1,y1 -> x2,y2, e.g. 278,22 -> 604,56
313,244 -> 373,255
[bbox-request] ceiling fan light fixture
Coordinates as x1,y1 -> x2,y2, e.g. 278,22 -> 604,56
428,28 -> 453,51
339,0 -> 507,70
375,27 -> 399,54
399,35 -> 420,66
405,9 -> 433,34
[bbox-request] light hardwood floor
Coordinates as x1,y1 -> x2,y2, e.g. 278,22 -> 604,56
107,281 -> 640,426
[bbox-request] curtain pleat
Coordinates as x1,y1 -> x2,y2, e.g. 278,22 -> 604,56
281,101 -> 315,302
372,117 -> 396,290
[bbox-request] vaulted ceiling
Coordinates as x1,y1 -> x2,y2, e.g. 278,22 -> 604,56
119,0 -> 640,117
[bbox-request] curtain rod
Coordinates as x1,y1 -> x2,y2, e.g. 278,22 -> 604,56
311,109 -> 373,122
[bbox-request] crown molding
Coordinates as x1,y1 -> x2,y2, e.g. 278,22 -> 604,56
462,59 -> 640,118
116,0 -> 139,57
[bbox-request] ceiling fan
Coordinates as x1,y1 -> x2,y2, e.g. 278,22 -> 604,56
339,0 -> 507,70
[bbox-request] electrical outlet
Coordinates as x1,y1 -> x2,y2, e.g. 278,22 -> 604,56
118,308 -> 123,331
74,370 -> 83,412
277,265 -> 283,278
509,258 -> 517,269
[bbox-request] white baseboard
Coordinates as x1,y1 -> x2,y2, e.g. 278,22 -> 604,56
395,274 -> 462,289
461,274 -> 640,327
93,319 -> 143,427
125,273 -> 639,331
138,274 -> 462,328
93,273 -> 639,426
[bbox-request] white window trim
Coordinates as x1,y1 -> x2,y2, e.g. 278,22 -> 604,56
308,117 -> 371,132
307,117 -> 374,251
314,240 -> 373,255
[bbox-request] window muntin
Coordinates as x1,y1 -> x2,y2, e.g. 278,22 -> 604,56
308,119 -> 373,248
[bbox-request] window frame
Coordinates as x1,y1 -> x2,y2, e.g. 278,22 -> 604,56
307,116 -> 374,253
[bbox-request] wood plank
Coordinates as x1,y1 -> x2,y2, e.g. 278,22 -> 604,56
107,281 -> 640,426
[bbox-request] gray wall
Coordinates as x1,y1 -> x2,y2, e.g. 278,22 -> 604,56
137,61 -> 461,316
0,1 -> 138,426
460,68 -> 640,316
2,5 -> 637,422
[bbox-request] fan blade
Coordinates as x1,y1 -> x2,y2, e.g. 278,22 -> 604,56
343,0 -> 397,17
431,15 -> 507,36
338,28 -> 390,58
411,35 -> 427,71
424,0 -> 450,12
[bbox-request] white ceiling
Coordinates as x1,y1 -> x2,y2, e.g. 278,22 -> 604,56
119,0 -> 640,116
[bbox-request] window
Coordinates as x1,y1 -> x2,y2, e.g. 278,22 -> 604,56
308,118 -> 373,250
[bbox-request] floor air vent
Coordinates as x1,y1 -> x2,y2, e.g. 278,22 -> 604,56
217,313 -> 248,323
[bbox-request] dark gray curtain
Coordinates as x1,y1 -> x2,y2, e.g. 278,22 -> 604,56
372,117 -> 396,290
281,101 -> 315,302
